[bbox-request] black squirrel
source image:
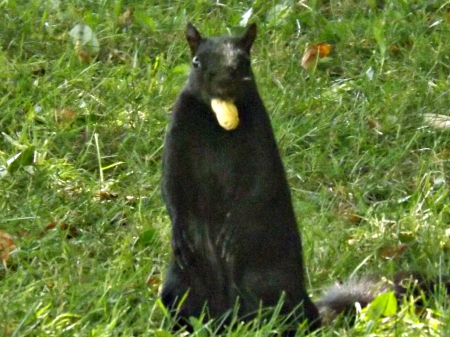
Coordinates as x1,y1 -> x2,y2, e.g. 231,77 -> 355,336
160,22 -> 319,333
160,23 -> 449,334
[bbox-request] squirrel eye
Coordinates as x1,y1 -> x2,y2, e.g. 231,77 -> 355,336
192,56 -> 201,68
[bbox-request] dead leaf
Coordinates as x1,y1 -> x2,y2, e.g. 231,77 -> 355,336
97,189 -> 119,200
440,149 -> 450,159
75,40 -> 92,63
44,222 -> 58,231
336,200 -> 362,225
118,8 -> 134,29
105,49 -> 131,64
55,108 -> 77,124
367,116 -> 381,130
423,113 -> 450,130
70,23 -> 100,63
389,44 -> 400,56
378,243 -> 409,260
301,42 -> 333,71
59,223 -> 81,239
0,231 -> 17,267
366,116 -> 383,135
146,275 -> 161,288
42,222 -> 80,239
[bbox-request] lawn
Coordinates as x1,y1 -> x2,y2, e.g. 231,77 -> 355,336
1,0 -> 450,336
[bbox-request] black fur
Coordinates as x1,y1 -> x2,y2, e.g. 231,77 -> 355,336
160,23 -> 320,333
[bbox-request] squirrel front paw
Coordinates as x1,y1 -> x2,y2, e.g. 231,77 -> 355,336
171,223 -> 195,268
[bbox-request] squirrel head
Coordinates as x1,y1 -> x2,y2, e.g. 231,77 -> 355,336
185,23 -> 257,105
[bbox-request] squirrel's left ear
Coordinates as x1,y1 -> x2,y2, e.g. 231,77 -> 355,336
241,23 -> 257,53
186,22 -> 202,56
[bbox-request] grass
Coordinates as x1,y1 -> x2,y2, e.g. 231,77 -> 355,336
1,0 -> 450,336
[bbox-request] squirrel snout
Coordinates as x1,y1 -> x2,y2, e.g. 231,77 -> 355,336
208,77 -> 239,99
214,86 -> 235,96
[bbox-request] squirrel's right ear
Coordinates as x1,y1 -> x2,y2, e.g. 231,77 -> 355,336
186,22 -> 202,56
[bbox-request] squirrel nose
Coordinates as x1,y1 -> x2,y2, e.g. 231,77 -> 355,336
215,87 -> 232,95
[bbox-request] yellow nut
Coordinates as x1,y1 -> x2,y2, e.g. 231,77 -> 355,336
211,99 -> 239,130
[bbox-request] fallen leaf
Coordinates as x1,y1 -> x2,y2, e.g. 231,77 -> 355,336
378,243 -> 409,260
423,113 -> 450,130
44,222 -> 58,231
118,8 -> 134,29
336,200 -> 363,225
0,231 -> 17,267
389,44 -> 400,56
69,23 -> 100,62
367,116 -> 381,130
97,189 -> 119,200
440,149 -> 450,159
55,108 -> 77,124
366,116 -> 383,135
42,222 -> 80,239
105,49 -> 131,64
301,42 -> 333,71
146,275 -> 161,288
75,40 -> 92,63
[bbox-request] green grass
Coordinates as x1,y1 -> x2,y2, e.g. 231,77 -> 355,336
1,0 -> 450,336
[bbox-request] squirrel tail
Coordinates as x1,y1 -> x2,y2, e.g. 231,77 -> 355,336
316,272 -> 450,325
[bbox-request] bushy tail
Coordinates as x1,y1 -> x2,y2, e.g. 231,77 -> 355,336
316,272 -> 450,325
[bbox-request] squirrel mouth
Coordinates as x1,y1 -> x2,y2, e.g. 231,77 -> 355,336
210,89 -> 236,101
